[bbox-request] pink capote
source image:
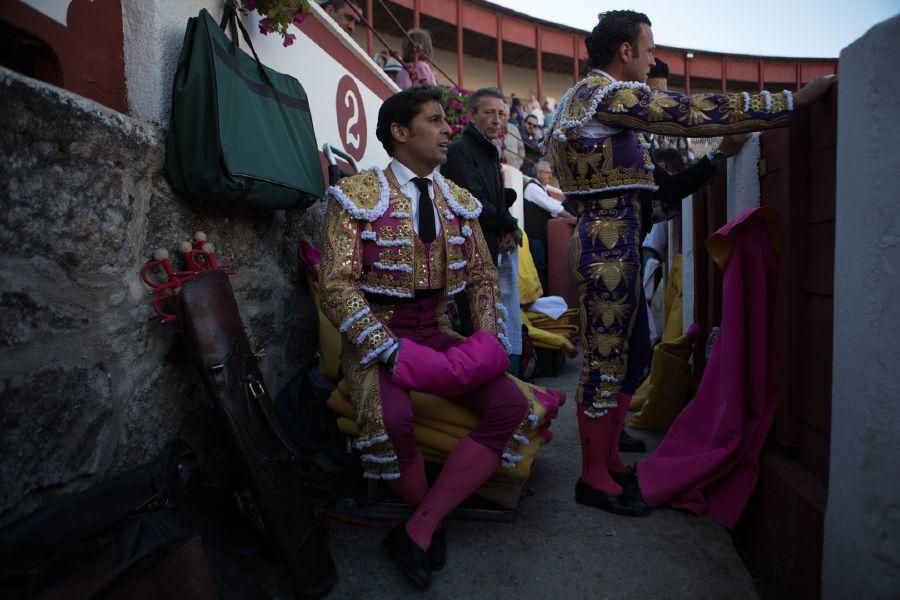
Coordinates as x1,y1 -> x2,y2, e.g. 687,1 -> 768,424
637,208 -> 780,528
391,331 -> 510,397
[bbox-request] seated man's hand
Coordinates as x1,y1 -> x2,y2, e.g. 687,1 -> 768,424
512,229 -> 523,247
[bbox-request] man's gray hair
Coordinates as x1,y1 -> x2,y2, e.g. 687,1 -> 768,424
469,87 -> 505,112
535,160 -> 553,173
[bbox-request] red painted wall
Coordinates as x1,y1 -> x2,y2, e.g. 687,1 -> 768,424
0,0 -> 126,113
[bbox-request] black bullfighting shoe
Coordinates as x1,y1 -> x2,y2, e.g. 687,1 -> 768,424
575,478 -> 651,517
427,526 -> 447,571
383,522 -> 431,589
619,429 -> 647,452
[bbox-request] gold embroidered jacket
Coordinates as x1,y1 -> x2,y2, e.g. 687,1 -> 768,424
545,71 -> 795,195
319,167 -> 509,367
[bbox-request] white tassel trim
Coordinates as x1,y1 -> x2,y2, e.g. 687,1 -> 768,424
513,433 -> 530,445
327,168 -> 390,222
600,374 -> 619,382
762,90 -> 773,112
448,260 -> 468,271
390,211 -> 411,218
600,390 -> 615,398
448,236 -> 466,246
360,230 -> 377,241
374,262 -> 413,273
496,302 -> 510,321
448,281 -> 467,295
502,450 -> 524,465
359,284 -> 414,298
363,471 -> 401,480
784,90 -> 794,111
461,225 -> 473,237
497,331 -> 512,354
444,210 -> 455,221
339,307 -> 371,333
360,338 -> 397,366
553,79 -> 652,136
592,400 -> 618,410
360,452 -> 400,464
376,238 -> 413,247
355,323 -> 383,346
435,172 -> 483,220
354,433 -> 389,449
561,182 -> 659,195
741,92 -> 751,113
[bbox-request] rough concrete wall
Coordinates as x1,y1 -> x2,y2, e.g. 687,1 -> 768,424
0,68 -> 321,527
681,198 -> 694,334
726,133 -> 762,221
122,0 -> 222,125
823,15 -> 900,599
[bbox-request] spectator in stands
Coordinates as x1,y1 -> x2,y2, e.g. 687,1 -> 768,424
542,99 -> 554,130
519,113 -> 543,176
500,101 -> 525,170
396,29 -> 438,89
524,160 -> 574,292
382,56 -> 403,81
321,0 -> 360,36
509,95 -> 522,126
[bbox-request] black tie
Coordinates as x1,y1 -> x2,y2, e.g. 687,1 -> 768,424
412,177 -> 436,243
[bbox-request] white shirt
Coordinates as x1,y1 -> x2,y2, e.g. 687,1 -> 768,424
523,180 -> 564,217
389,159 -> 442,236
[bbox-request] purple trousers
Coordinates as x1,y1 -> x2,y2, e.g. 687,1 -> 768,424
375,292 -> 529,471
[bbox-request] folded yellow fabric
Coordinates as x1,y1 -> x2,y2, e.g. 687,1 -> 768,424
518,231 -> 543,305
308,274 -> 342,383
631,255 -> 683,411
629,329 -> 695,431
520,311 -> 574,355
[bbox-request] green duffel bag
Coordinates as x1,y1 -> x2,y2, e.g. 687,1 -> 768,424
165,6 -> 323,210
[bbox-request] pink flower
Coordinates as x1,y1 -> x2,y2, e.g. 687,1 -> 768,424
451,125 -> 462,134
283,33 -> 296,47
258,17 -> 272,35
292,11 -> 307,26
460,115 -> 469,123
449,100 -> 462,110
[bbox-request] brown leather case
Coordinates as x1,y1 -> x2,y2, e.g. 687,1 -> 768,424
178,270 -> 336,598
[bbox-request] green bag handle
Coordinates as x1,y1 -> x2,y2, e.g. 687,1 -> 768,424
219,1 -> 277,91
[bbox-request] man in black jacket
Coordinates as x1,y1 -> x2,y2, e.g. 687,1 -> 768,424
441,87 -> 521,265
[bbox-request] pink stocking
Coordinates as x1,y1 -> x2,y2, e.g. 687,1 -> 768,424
608,392 -> 632,473
386,451 -> 429,506
577,405 -> 623,495
405,437 -> 499,551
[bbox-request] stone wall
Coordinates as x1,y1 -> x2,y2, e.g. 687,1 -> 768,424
823,14 -> 900,598
0,67 -> 322,527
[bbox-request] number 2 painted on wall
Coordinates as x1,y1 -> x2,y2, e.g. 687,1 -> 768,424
344,90 -> 360,149
335,75 -> 367,162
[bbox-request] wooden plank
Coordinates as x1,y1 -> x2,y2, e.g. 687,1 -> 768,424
802,294 -> 834,362
799,425 -> 831,484
804,222 -> 835,296
806,147 -> 835,223
800,354 -> 832,437
809,84 -> 838,153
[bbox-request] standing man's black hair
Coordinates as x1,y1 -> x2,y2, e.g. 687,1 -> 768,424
585,10 -> 652,70
375,86 -> 445,156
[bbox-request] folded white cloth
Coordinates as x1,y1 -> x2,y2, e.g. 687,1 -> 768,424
526,296 -> 568,320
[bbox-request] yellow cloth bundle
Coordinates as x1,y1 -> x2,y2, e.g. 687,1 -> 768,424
517,231 -> 544,305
